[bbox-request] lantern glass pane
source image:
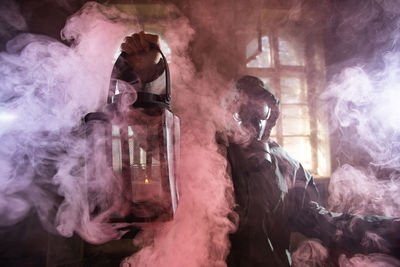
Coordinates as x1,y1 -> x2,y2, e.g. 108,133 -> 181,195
112,125 -> 122,172
111,107 -> 171,220
90,107 -> 180,222
128,123 -> 164,203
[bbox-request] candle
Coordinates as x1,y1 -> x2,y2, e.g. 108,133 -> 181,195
131,168 -> 162,203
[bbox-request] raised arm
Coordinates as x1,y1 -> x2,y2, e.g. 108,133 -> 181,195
286,164 -> 400,259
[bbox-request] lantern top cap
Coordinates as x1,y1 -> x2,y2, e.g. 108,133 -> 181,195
108,44 -> 171,109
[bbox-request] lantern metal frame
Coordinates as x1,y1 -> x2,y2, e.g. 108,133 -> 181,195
84,45 -> 179,223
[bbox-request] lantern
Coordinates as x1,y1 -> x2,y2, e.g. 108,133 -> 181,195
84,46 -> 179,223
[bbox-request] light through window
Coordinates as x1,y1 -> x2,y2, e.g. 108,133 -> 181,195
245,32 -> 330,178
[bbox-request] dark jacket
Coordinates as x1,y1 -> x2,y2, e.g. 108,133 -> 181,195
222,138 -> 400,266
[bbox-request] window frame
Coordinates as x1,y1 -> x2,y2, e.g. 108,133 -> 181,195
244,28 -> 329,178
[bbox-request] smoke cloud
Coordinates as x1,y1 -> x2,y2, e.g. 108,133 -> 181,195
320,0 -> 400,265
121,16 -> 236,267
0,1 -> 235,265
0,2 -> 139,243
338,253 -> 400,267
2,0 -> 400,266
324,2 -> 400,215
292,239 -> 329,267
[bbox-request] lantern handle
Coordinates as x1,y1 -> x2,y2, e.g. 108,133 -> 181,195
108,43 -> 171,106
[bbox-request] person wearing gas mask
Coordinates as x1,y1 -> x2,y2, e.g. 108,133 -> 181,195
221,75 -> 400,266
122,32 -> 400,266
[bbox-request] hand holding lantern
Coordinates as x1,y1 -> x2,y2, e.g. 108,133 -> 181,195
120,31 -> 163,84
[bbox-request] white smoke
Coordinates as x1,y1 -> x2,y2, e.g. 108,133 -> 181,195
322,56 -> 400,264
338,253 -> 400,267
324,49 -> 400,219
324,53 -> 400,219
292,239 -> 329,267
0,2 -> 139,243
320,0 -> 400,265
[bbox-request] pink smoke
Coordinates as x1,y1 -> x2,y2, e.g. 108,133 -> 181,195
121,16 -> 236,267
0,1 -> 235,266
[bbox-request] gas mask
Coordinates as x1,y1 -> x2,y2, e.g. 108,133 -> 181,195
225,75 -> 280,143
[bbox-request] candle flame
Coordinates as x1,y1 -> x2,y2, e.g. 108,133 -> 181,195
144,178 -> 149,184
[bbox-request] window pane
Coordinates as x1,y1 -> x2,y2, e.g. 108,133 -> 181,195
282,105 -> 310,135
280,77 -> 307,104
283,136 -> 312,170
270,126 -> 277,137
246,38 -> 258,59
246,36 -> 271,68
317,119 -> 331,177
278,38 -> 304,66
259,77 -> 272,89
